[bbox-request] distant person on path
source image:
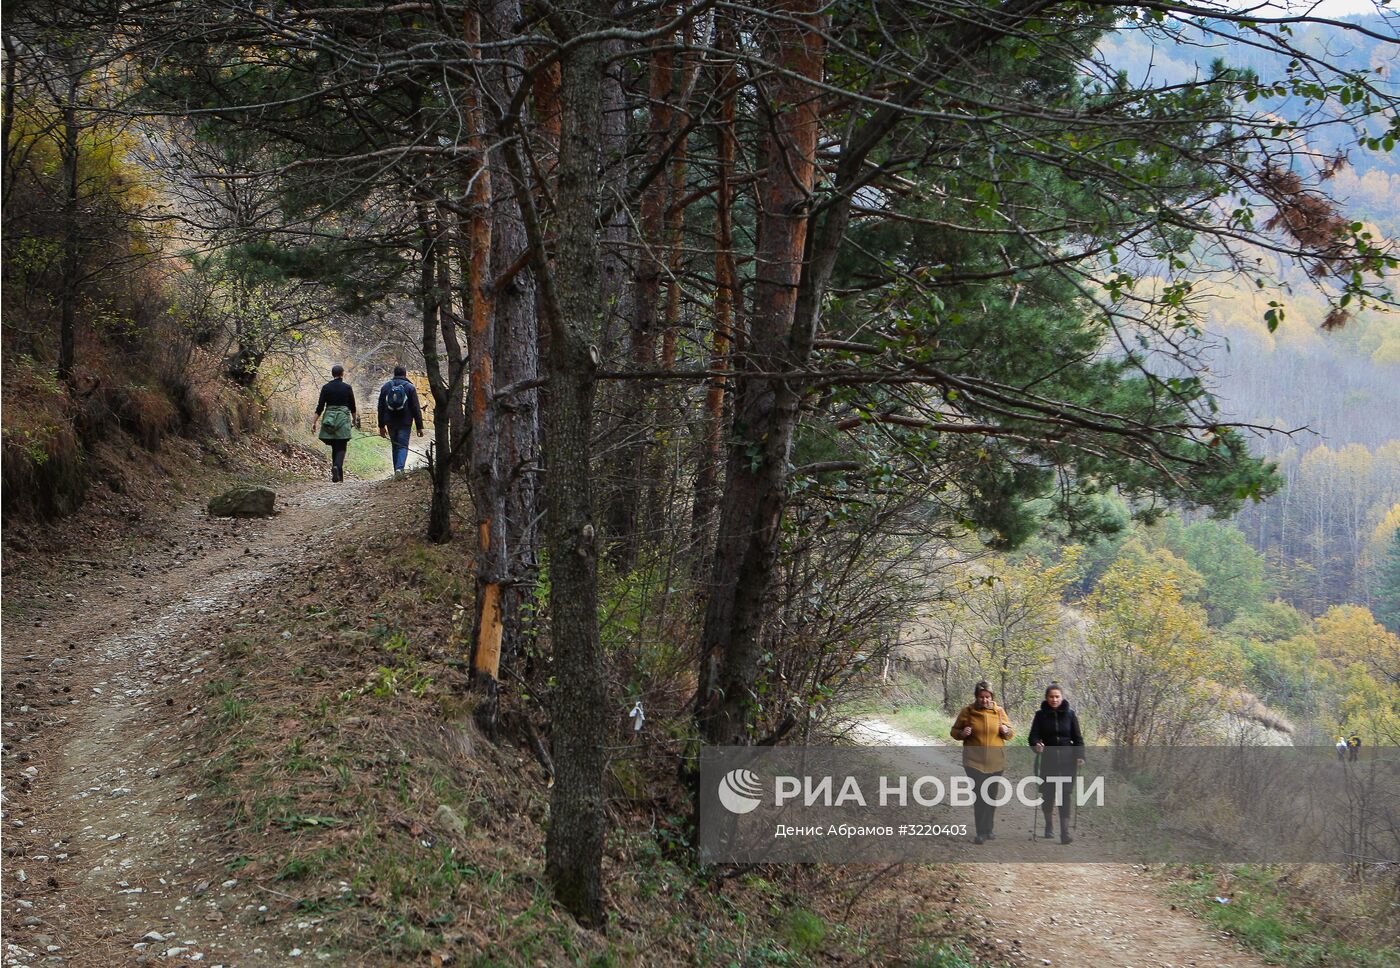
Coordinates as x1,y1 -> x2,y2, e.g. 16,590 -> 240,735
1336,736 -> 1349,763
1348,733 -> 1362,762
1028,682 -> 1086,844
951,681 -> 1014,845
377,365 -> 423,477
312,363 -> 358,483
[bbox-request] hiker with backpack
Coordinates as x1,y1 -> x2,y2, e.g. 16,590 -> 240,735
312,363 -> 359,483
377,365 -> 423,477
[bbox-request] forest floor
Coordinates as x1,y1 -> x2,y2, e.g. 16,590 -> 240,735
2,455 -> 384,965
0,431 -> 1309,967
3,446 -> 977,967
856,714 -> 1271,968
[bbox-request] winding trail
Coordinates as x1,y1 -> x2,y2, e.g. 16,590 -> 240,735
855,716 -> 1268,968
3,480 -> 376,968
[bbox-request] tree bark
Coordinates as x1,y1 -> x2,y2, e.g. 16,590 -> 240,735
58,67 -> 80,387
463,5 -> 509,735
691,12 -> 739,568
437,203 -> 469,470
503,0 -> 610,925
597,35 -> 633,360
476,0 -> 542,738
418,201 -> 454,543
607,16 -> 676,569
697,1 -> 825,747
3,35 -> 20,213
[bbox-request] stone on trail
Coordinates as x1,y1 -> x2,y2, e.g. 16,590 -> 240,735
207,486 -> 277,518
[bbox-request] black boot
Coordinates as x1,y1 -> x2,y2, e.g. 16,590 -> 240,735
1061,831 -> 1073,845
1044,818 -> 1054,839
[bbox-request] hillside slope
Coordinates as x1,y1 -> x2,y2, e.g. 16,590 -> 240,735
2,467 -> 987,966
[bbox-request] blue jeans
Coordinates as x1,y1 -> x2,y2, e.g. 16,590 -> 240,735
390,425 -> 412,472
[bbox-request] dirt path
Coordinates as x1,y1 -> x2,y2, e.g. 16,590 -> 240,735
966,863 -> 1263,968
3,480 -> 378,968
856,716 -> 1268,968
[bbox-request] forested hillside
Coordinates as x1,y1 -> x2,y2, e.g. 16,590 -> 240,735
4,0 -> 1399,965
1094,15 -> 1400,616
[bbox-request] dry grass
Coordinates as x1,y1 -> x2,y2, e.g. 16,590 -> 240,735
1219,687 -> 1296,736
1,356 -> 88,519
186,476 -> 998,966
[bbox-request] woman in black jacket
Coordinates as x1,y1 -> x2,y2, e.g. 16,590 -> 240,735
311,364 -> 359,482
1027,682 -> 1085,844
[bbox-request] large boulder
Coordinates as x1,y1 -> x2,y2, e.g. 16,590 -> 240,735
208,485 -> 277,518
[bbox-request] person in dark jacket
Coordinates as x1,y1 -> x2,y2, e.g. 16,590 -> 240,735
377,365 -> 424,477
312,364 -> 359,482
1027,682 -> 1085,844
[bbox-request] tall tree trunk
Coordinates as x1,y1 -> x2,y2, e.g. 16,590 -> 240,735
650,36 -> 695,561
502,1 -> 610,923
697,1 -> 825,747
598,35 -> 633,361
607,20 -> 676,569
691,13 -> 739,567
418,202 -> 453,543
483,0 -> 542,729
463,6 -> 508,735
58,69 -> 80,387
542,33 -> 608,921
3,36 -> 19,213
434,203 -> 468,468
591,32 -> 634,577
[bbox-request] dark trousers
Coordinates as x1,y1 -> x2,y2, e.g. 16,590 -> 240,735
328,439 -> 348,477
1040,773 -> 1074,827
965,768 -> 1003,837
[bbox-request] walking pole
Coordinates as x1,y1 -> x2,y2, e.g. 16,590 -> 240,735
1029,750 -> 1041,841
1072,770 -> 1079,834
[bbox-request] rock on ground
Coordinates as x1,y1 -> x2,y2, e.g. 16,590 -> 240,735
207,486 -> 277,518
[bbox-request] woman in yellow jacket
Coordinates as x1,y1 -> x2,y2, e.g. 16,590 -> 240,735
950,681 -> 1014,844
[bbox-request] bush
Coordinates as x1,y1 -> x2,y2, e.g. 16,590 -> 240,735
778,908 -> 826,953
1,358 -> 87,520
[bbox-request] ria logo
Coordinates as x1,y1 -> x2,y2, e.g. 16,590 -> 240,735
717,768 -> 765,814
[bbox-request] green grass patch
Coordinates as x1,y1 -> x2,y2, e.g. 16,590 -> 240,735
276,846 -> 340,881
216,695 -> 254,726
1173,865 -> 1400,967
839,671 -> 956,743
342,432 -> 393,479
295,427 -> 392,480
779,908 -> 827,953
880,705 -> 954,742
